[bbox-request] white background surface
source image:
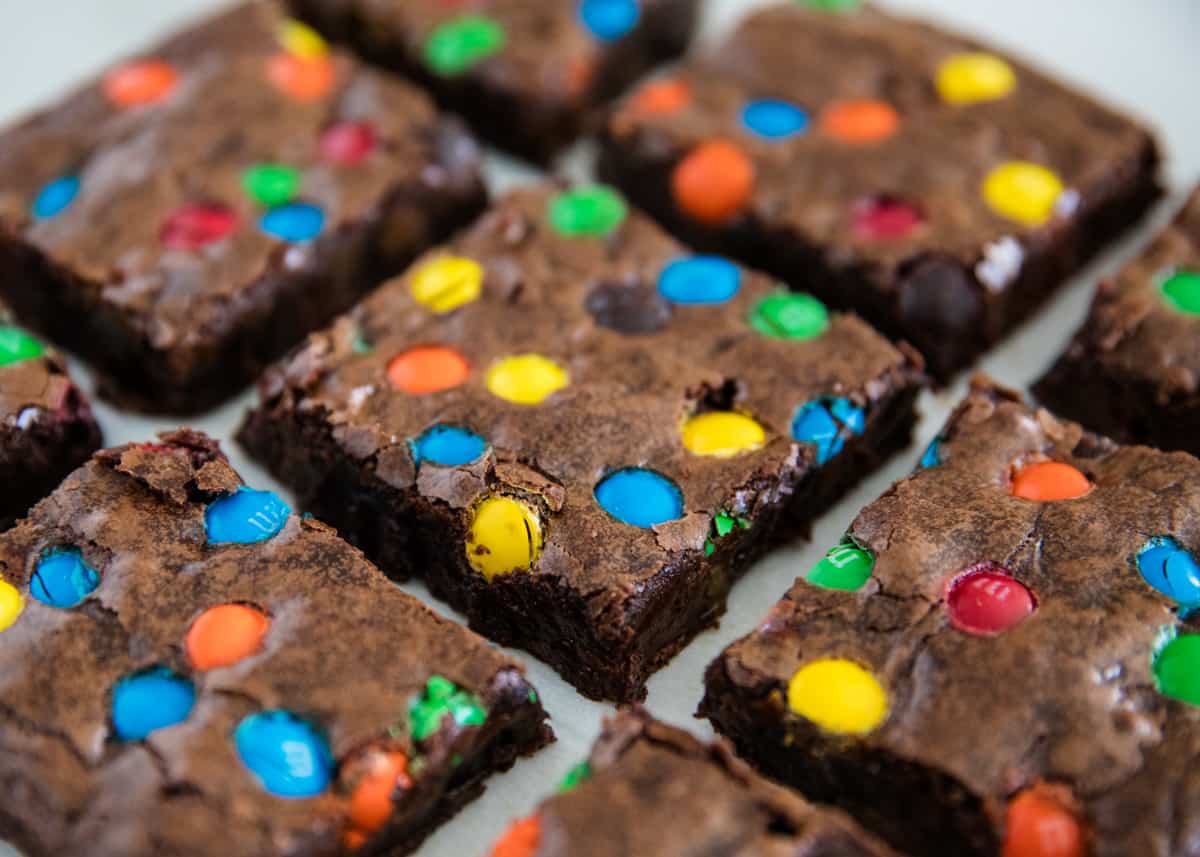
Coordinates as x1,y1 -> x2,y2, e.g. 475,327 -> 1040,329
1,2 -> 1198,856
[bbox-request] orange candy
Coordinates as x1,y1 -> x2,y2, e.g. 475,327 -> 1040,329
671,140 -> 755,226
348,751 -> 412,834
104,60 -> 177,108
342,830 -> 368,851
186,604 -> 270,670
820,99 -> 900,144
1003,786 -> 1086,857
489,816 -> 542,857
1011,461 -> 1091,502
267,53 -> 335,101
387,346 -> 471,394
632,79 -> 692,115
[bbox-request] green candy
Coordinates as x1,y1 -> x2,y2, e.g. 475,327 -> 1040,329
0,326 -> 45,367
409,675 -> 488,741
548,186 -> 628,238
1153,633 -> 1200,706
1161,270 -> 1200,316
705,511 -> 751,557
806,541 -> 874,591
559,761 -> 593,793
749,292 -> 829,340
801,0 -> 862,10
242,164 -> 300,207
424,15 -> 506,77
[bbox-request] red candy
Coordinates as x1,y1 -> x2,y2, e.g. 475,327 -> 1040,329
947,563 -> 1035,636
1003,785 -> 1086,857
852,197 -> 923,241
160,203 -> 239,251
319,121 -> 376,165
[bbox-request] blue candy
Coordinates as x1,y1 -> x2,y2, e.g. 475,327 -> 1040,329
919,436 -> 943,469
30,548 -> 99,608
657,256 -> 741,305
32,176 -> 81,220
206,488 -> 291,545
791,397 -> 865,465
741,99 -> 809,140
412,425 -> 487,467
235,710 -> 334,798
259,202 -> 324,242
579,0 -> 640,42
1138,537 -> 1200,606
594,467 -> 683,528
111,667 -> 196,741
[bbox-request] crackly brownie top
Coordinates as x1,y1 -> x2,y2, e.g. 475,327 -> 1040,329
0,1 -> 467,356
486,709 -> 901,857
304,0 -> 683,104
608,1 -> 1153,289
0,299 -> 90,425
719,379 -> 1200,856
0,431 -> 542,857
1056,187 -> 1200,399
258,185 -> 918,631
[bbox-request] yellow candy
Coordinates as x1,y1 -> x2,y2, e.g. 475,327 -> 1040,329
280,19 -> 328,59
982,162 -> 1065,227
411,256 -> 483,313
936,53 -> 1017,105
681,412 -> 766,458
466,496 -> 543,580
0,579 -> 23,633
787,658 -> 888,736
486,354 -> 568,405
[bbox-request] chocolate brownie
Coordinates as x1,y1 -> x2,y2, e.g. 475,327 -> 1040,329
1035,187 -> 1200,455
600,2 -> 1161,381
0,1 -> 485,414
701,378 -> 1200,857
0,430 -> 551,857
0,300 -> 101,529
484,708 -> 905,857
238,185 -> 924,701
287,0 -> 699,164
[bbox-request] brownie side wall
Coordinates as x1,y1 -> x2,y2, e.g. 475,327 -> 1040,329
289,0 -> 699,165
700,653 -> 998,857
598,130 -> 1161,382
0,393 -> 101,530
0,145 -> 485,414
238,375 -> 920,702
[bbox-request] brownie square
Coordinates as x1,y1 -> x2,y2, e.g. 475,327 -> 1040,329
1035,186 -> 1200,454
701,378 -> 1200,857
0,300 -> 101,529
600,2 -> 1161,380
238,185 -> 924,701
0,430 -> 550,857
484,708 -> 904,857
0,1 -> 486,414
288,0 -> 699,164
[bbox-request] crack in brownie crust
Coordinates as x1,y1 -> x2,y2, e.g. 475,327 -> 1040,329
600,2 -> 1161,380
0,431 -> 551,857
1035,186 -> 1200,455
0,299 -> 101,529
0,1 -> 486,414
484,708 -> 906,857
287,0 -> 699,164
701,378 -> 1200,857
239,185 -> 924,702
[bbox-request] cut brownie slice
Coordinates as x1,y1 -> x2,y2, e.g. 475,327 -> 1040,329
1035,186 -> 1200,454
484,708 -> 905,857
701,377 -> 1200,857
0,431 -> 551,857
600,2 -> 1161,380
238,185 -> 924,701
0,300 -> 101,529
288,0 -> 699,164
0,1 -> 485,414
